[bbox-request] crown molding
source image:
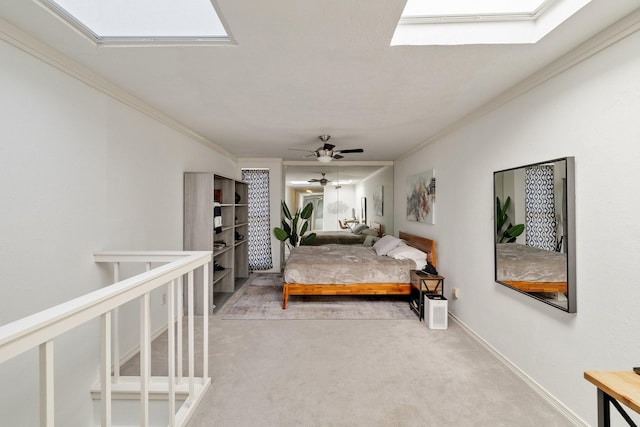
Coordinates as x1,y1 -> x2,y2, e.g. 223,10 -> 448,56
0,17 -> 236,160
397,7 -> 640,162
238,158 -> 283,165
283,160 -> 394,167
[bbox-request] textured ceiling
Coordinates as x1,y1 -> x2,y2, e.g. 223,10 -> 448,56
1,1 -> 639,162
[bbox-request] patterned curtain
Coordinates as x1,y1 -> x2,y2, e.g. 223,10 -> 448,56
525,165 -> 557,250
241,169 -> 273,270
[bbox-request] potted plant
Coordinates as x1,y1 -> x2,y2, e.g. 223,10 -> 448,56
274,201 -> 317,248
496,196 -> 525,243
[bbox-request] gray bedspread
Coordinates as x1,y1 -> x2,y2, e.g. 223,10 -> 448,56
303,231 -> 366,246
496,243 -> 567,282
284,244 -> 414,284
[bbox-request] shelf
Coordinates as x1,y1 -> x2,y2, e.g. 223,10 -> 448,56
213,268 -> 232,284
213,246 -> 232,256
184,172 -> 248,314
234,239 -> 248,247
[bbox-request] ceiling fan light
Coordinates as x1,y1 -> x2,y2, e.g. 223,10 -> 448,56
317,155 -> 332,163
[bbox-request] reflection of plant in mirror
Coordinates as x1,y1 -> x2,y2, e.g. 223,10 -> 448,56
496,196 -> 525,243
273,201 -> 317,248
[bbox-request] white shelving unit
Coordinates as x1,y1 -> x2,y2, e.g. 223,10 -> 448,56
184,172 -> 249,314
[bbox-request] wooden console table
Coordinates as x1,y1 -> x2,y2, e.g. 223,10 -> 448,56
584,371 -> 640,427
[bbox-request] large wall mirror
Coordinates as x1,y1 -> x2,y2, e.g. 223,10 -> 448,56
494,157 -> 576,312
283,163 -> 393,235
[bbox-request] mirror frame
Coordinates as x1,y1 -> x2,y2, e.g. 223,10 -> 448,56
493,157 -> 576,313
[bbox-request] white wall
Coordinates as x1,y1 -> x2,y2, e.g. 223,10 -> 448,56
237,159 -> 283,273
322,184 -> 356,230
0,38 -> 236,426
394,30 -> 640,425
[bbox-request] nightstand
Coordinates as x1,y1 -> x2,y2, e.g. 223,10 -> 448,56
409,270 -> 445,321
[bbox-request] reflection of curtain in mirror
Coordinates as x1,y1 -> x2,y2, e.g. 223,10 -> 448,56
242,169 -> 273,270
525,165 -> 557,250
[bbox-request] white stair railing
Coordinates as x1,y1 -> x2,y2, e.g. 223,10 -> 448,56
0,251 -> 212,427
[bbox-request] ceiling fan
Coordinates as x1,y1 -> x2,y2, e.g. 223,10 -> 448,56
291,135 -> 364,163
308,172 -> 331,187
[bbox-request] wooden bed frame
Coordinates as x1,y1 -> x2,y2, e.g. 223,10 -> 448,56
502,280 -> 567,293
282,231 -> 435,309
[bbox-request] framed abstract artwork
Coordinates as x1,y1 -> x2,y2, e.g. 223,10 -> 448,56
406,169 -> 436,224
373,185 -> 383,216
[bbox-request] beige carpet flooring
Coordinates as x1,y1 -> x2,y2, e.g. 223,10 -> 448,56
184,275 -> 575,426
186,318 -> 575,427
220,273 -> 416,320
124,274 -> 576,426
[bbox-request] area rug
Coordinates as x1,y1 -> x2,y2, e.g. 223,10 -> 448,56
219,273 -> 416,320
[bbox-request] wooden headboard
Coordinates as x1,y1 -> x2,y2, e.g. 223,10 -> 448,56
398,231 -> 436,267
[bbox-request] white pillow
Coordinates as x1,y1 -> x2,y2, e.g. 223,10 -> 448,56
372,235 -> 402,256
387,245 -> 428,270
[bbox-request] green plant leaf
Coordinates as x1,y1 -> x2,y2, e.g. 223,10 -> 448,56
503,196 -> 511,214
506,223 -> 524,237
496,196 -> 511,232
301,232 -> 317,245
273,227 -> 288,241
274,201 -> 316,247
282,201 -> 292,220
282,220 -> 291,236
300,202 -> 314,219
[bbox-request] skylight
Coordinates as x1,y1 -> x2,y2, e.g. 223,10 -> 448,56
402,0 -> 549,17
39,0 -> 231,45
391,0 -> 592,45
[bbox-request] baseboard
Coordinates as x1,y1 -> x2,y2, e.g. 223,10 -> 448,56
448,313 -> 588,427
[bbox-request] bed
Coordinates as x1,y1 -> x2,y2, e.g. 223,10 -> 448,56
303,222 -> 382,246
495,243 -> 567,293
282,231 -> 435,308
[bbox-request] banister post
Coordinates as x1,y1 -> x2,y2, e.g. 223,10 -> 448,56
39,340 -> 54,427
140,293 -> 150,426
202,263 -> 209,380
101,312 -> 112,427
177,275 -> 183,383
167,280 -> 176,426
113,262 -> 120,383
187,270 -> 195,403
